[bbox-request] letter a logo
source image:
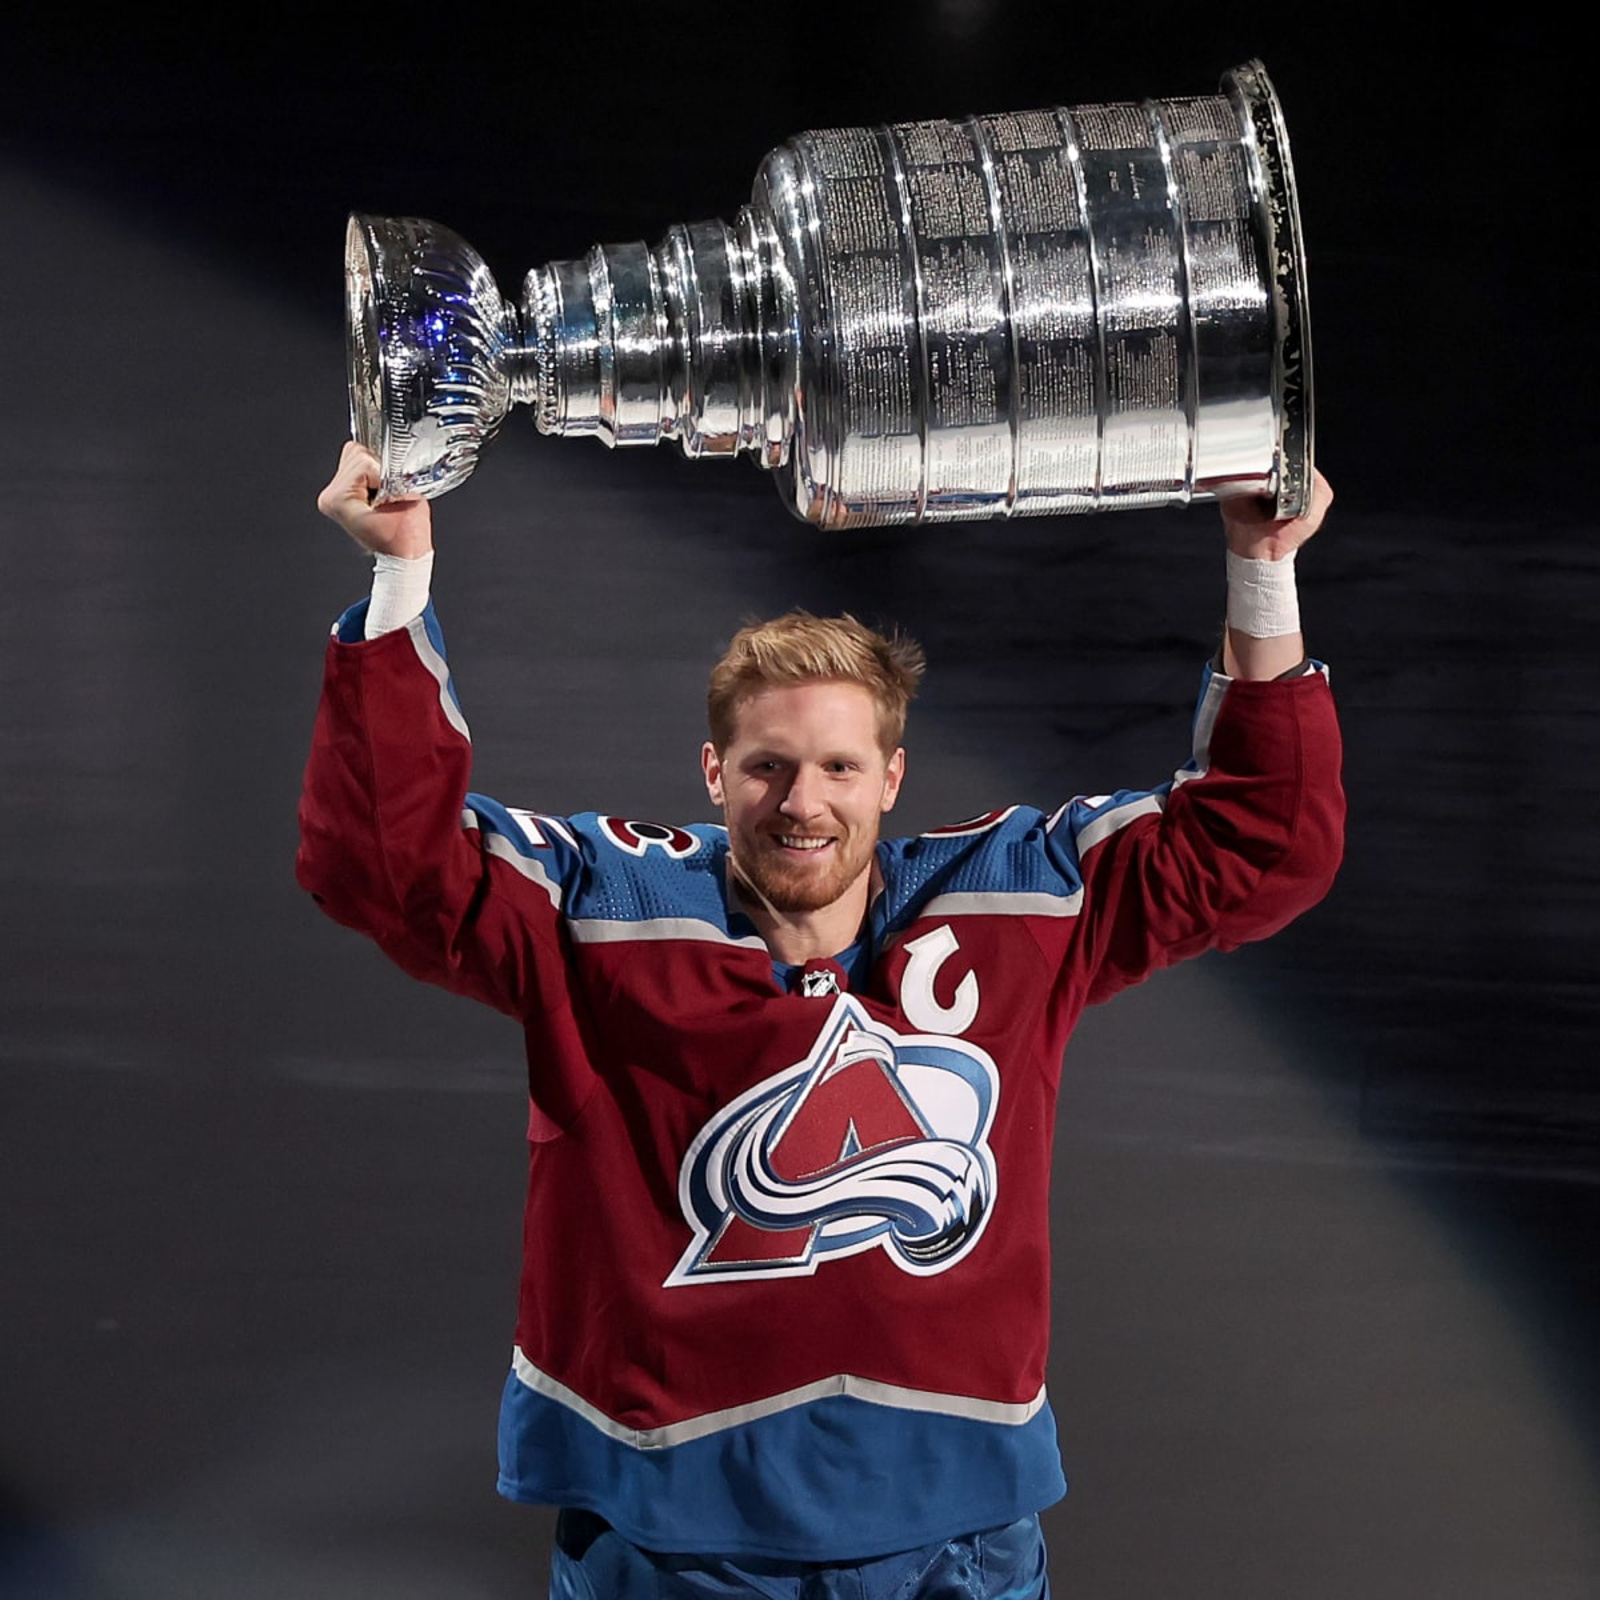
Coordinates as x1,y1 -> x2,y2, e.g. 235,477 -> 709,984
665,996 -> 1000,1286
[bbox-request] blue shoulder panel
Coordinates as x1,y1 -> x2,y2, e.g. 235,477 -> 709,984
461,804 -> 739,933
557,815 -> 737,932
875,806 -> 1083,935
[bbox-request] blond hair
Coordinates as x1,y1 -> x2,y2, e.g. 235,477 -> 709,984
707,611 -> 925,754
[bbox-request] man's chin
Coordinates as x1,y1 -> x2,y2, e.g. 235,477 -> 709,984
747,870 -> 844,915
762,883 -> 845,915
741,852 -> 856,916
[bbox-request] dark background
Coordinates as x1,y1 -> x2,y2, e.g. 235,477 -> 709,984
4,6 -> 1594,1596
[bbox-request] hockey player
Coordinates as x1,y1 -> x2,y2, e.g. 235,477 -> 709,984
300,443 -> 1343,1598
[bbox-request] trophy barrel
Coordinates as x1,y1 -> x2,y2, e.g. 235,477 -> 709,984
759,59 -> 1312,526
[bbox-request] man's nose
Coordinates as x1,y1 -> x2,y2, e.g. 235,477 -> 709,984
780,768 -> 826,819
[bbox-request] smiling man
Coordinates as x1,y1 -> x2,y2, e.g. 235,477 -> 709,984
703,616 -> 915,963
300,442 -> 1344,1599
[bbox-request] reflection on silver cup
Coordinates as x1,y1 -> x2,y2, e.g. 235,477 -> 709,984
346,59 -> 1311,526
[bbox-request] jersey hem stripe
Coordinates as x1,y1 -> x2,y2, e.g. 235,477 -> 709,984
510,1347 -> 1047,1449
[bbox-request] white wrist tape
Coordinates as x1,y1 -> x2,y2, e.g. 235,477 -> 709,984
365,550 -> 435,639
1226,548 -> 1300,639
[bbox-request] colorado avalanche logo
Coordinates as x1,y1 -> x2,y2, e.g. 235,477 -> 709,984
665,996 -> 999,1286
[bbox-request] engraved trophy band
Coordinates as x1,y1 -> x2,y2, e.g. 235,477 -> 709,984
346,59 -> 1311,528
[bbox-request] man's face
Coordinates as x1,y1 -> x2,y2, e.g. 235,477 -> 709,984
702,681 -> 905,916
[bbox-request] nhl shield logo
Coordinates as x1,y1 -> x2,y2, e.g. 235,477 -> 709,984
665,996 -> 1000,1286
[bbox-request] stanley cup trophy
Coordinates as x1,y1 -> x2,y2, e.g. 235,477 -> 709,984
345,60 -> 1311,529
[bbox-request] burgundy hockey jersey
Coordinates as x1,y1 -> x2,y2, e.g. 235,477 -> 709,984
297,600 -> 1344,1561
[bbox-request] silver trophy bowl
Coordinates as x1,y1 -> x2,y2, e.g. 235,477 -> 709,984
346,59 -> 1311,526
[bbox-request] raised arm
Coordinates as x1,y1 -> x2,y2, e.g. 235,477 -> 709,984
1046,473 -> 1345,1006
297,444 -> 576,1020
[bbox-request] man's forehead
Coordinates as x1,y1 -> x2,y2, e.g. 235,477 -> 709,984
727,680 -> 883,744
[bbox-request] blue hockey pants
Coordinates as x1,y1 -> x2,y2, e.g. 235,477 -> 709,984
549,1509 -> 1049,1599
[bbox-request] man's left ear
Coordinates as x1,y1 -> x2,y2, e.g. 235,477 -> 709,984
881,748 -> 906,812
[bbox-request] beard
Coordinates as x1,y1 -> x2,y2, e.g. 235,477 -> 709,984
733,829 -> 879,915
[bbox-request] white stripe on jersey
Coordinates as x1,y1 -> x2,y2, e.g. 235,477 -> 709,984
405,614 -> 470,742
568,916 -> 767,951
510,1347 -> 1047,1449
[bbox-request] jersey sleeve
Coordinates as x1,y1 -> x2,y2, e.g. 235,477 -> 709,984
295,599 -> 587,1021
1044,661 -> 1345,1006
